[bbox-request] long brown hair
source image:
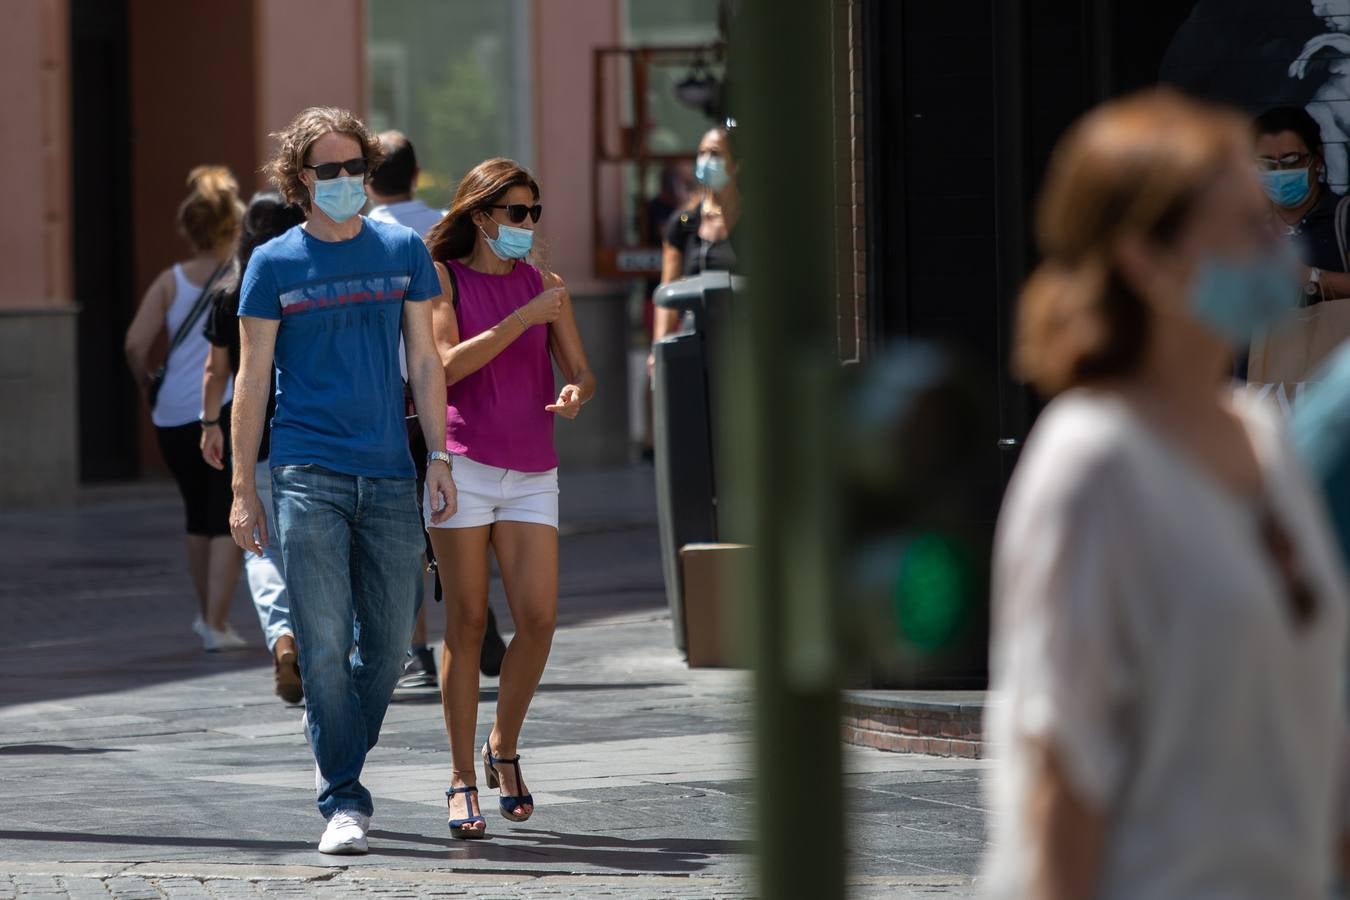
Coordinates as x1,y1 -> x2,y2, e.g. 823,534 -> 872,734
1015,90 -> 1250,396
425,158 -> 540,262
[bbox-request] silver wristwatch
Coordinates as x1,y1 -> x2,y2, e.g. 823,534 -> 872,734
427,450 -> 453,468
1306,266 -> 1322,297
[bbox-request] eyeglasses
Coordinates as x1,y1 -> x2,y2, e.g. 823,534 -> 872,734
1255,152 -> 1313,172
303,157 -> 369,180
488,203 -> 542,224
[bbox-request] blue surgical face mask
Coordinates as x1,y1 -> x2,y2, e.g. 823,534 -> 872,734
695,154 -> 730,192
1189,243 -> 1302,344
1260,167 -> 1313,209
311,175 -> 367,223
479,220 -> 534,260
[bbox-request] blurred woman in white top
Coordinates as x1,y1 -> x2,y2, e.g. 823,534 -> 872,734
985,90 -> 1350,899
124,166 -> 245,651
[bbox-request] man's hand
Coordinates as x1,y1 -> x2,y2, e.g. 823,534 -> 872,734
425,460 -> 458,525
201,425 -> 225,470
229,489 -> 269,554
546,384 -> 583,419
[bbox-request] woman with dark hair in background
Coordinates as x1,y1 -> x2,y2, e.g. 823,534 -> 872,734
422,158 -> 595,838
1255,105 -> 1350,302
200,192 -> 307,701
124,166 -> 245,652
985,91 -> 1350,898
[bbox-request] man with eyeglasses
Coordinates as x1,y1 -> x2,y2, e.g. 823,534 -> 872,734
228,106 -> 457,855
1255,106 -> 1350,305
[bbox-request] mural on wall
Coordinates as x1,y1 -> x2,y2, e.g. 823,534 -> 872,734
1294,0 -> 1350,190
1161,0 -> 1350,191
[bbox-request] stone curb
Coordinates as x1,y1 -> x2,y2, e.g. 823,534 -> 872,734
841,690 -> 988,758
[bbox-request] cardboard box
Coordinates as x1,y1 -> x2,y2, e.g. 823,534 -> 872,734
679,543 -> 751,668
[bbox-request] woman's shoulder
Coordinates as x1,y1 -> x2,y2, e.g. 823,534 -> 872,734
664,204 -> 701,243
1009,391 -> 1141,507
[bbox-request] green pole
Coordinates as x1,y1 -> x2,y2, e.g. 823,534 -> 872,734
723,1 -> 844,897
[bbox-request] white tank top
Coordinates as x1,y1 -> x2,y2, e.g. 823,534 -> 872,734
152,263 -> 234,427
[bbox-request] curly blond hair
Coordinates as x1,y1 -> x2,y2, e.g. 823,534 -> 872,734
178,166 -> 243,252
262,107 -> 384,211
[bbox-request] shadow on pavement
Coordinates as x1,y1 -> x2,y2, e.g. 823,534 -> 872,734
0,829 -> 313,853
0,744 -> 131,755
366,826 -> 750,873
391,682 -> 681,705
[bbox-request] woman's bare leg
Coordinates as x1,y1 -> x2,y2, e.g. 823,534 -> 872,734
430,525 -> 493,833
487,521 -> 559,817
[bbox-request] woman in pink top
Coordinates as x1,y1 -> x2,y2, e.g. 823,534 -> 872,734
422,158 -> 596,839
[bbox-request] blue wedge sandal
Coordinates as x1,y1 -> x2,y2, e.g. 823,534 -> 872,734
482,743 -> 535,822
446,785 -> 487,839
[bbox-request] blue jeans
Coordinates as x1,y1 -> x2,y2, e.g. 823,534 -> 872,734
248,461 -> 290,652
271,464 -> 423,819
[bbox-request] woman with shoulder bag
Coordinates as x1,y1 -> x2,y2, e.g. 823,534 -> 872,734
124,165 -> 246,652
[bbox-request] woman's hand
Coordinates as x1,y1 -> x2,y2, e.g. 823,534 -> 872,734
546,384 -> 584,419
520,286 -> 567,327
200,424 -> 225,470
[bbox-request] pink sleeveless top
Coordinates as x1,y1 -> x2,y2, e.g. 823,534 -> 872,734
445,259 -> 557,472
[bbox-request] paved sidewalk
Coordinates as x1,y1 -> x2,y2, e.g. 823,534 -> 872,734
0,468 -> 989,898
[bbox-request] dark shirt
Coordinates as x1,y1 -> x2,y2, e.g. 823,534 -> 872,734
204,275 -> 276,461
1289,189 -> 1349,282
665,204 -> 739,277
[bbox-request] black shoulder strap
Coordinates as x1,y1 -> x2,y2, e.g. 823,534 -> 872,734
167,262 -> 228,356
445,261 -> 459,309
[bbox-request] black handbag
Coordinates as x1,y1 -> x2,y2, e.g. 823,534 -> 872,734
148,262 -> 228,408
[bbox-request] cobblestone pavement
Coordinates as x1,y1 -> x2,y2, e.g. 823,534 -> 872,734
0,469 -> 988,899
0,866 -> 976,899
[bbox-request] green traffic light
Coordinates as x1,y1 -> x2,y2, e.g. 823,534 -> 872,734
891,534 -> 970,652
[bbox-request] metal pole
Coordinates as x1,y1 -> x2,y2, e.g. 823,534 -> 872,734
723,0 -> 844,897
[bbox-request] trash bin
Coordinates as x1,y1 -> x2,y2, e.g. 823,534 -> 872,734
651,271 -> 743,653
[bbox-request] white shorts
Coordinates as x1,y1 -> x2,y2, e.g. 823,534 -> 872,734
425,455 -> 559,530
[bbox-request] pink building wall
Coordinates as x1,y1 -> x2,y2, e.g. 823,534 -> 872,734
0,0 -> 70,311
532,0 -> 625,295
0,0 -> 76,504
254,0 -> 366,179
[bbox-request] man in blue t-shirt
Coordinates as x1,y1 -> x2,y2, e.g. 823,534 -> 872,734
229,107 -> 457,856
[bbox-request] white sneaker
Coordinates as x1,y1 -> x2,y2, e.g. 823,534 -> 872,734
192,614 -> 207,638
318,810 -> 369,854
202,625 -> 247,652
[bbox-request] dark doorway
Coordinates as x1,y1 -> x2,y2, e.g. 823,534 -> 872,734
71,0 -> 138,481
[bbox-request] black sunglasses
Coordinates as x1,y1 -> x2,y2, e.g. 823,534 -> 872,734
304,157 -> 369,180
488,203 -> 542,224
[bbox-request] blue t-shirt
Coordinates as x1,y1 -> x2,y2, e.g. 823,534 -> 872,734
238,218 -> 439,478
